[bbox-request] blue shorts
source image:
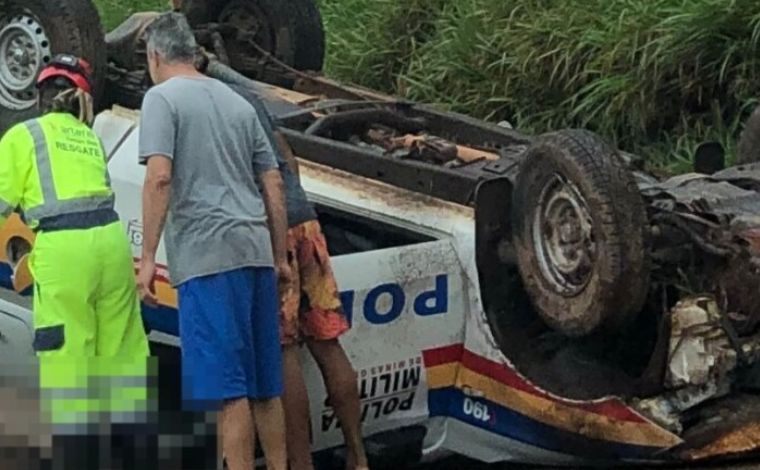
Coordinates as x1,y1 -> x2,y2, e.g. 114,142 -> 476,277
177,267 -> 283,411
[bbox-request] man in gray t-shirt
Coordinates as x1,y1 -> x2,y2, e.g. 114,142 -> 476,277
135,12 -> 289,470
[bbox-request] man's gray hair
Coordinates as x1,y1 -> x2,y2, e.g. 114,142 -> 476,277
145,12 -> 197,64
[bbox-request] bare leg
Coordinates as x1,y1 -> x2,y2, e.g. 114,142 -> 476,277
252,397 -> 288,470
307,339 -> 368,470
282,344 -> 315,470
220,398 -> 254,470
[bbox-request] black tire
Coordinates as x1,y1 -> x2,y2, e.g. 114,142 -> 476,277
181,0 -> 325,72
511,129 -> 650,338
737,103 -> 760,165
0,0 -> 106,135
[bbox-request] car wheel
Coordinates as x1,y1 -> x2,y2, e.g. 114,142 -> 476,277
511,129 -> 650,337
736,103 -> 760,165
181,0 -> 325,72
0,0 -> 106,135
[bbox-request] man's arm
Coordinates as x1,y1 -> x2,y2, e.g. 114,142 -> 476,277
259,168 -> 289,274
142,156 -> 172,262
273,130 -> 300,179
248,107 -> 291,279
137,156 -> 173,306
136,90 -> 176,306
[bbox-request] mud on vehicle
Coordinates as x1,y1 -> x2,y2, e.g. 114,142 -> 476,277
1,0 -> 759,466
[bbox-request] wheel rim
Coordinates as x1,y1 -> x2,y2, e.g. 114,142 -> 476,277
532,173 -> 596,297
218,1 -> 274,54
0,13 -> 52,111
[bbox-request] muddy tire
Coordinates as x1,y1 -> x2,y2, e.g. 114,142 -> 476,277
737,103 -> 760,165
0,0 -> 106,135
511,129 -> 650,338
181,0 -> 325,72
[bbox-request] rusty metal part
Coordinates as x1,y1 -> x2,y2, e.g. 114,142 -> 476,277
366,131 -> 452,162
305,108 -> 426,137
406,105 -> 532,152
365,131 -> 500,165
280,128 -> 483,206
651,213 -> 738,257
241,38 -> 381,102
385,134 -> 500,163
684,422 -> 760,460
230,37 -> 397,102
274,99 -> 410,129
294,75 -> 396,102
456,144 -> 500,163
678,395 -> 760,460
205,59 -> 312,104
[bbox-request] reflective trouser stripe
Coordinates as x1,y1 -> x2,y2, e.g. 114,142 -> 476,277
44,376 -> 149,399
42,381 -> 150,425
23,119 -> 115,222
39,354 -> 152,426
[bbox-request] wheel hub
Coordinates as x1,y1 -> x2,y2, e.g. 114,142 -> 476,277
0,13 -> 52,111
533,174 -> 596,297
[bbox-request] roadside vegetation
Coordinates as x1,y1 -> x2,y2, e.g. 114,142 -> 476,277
95,0 -> 167,30
95,0 -> 760,173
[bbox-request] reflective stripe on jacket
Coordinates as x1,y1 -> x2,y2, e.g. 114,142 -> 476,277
0,112 -> 114,230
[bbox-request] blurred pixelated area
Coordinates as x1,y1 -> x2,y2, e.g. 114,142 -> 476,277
0,346 -> 220,470
1,349 -> 756,470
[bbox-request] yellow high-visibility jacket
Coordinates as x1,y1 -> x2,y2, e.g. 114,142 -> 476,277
0,112 -> 114,231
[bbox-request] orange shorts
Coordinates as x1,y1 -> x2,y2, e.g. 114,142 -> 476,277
279,220 -> 350,345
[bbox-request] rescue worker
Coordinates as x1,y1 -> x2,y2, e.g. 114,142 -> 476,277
0,54 -> 152,469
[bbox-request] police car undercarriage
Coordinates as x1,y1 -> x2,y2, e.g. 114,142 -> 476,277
0,0 -> 759,466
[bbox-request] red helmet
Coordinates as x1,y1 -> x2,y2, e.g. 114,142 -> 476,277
36,54 -> 93,94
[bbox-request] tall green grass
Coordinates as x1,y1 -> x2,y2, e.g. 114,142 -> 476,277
94,0 -> 168,30
94,0 -> 760,172
320,0 -> 760,172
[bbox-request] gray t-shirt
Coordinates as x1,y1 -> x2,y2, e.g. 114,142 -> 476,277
226,84 -> 317,228
138,76 -> 279,287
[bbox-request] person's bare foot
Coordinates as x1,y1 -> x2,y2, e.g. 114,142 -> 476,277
345,452 -> 370,470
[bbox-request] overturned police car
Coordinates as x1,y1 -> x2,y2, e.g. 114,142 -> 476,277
0,0 -> 759,466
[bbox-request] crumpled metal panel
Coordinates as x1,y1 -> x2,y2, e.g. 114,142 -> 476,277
639,163 -> 760,231
666,296 -> 738,389
710,161 -> 760,186
642,178 -> 756,208
683,422 -> 760,460
634,381 -> 728,434
633,296 -> 743,434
